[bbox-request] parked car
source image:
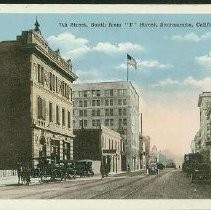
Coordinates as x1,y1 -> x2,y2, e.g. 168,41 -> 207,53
157,162 -> 165,170
75,160 -> 94,177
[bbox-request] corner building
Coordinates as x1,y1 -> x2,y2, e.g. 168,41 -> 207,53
0,21 -> 77,169
73,81 -> 140,171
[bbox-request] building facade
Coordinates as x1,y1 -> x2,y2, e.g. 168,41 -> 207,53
0,21 -> 77,169
197,92 -> 211,162
74,125 -> 122,174
73,81 -> 140,171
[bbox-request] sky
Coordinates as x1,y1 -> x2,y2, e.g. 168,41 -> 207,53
1,13 -> 211,160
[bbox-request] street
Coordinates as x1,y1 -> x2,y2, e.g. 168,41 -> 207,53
1,169 -> 211,199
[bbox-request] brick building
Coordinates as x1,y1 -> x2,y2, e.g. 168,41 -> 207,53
0,20 -> 77,169
73,125 -> 122,174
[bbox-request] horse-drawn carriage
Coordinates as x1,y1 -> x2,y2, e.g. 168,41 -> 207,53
17,158 -> 94,185
31,157 -> 76,182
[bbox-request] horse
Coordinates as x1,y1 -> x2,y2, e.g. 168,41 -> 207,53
17,163 -> 23,185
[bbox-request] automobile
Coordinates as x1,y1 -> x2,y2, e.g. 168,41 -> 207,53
148,163 -> 159,175
75,159 -> 94,177
157,162 -> 165,170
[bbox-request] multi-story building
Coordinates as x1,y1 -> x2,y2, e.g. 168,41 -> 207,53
0,20 -> 77,169
197,92 -> 211,162
72,81 -> 140,171
73,125 -> 122,174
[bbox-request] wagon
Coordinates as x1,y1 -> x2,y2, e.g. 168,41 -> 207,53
190,163 -> 211,183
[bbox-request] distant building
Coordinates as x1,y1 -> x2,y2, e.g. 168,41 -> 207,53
150,145 -> 158,163
73,125 -> 122,174
139,135 -> 150,169
72,81 -> 140,171
197,92 -> 211,162
0,20 -> 77,169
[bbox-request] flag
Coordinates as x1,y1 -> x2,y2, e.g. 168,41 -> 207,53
127,54 -> 137,69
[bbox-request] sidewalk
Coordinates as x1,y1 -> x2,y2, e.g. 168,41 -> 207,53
0,169 -> 147,187
0,176 -> 40,187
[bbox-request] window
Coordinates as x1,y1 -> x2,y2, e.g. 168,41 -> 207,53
84,91 -> 88,97
49,102 -> 53,122
96,119 -> 101,126
97,100 -> 100,106
62,108 -> 65,126
110,109 -> 113,116
80,120 -> 83,127
105,90 -> 109,97
118,99 -> 122,106
105,119 -> 109,126
97,90 -> 100,97
79,91 -> 83,97
110,89 -> 114,97
117,89 -> 124,97
119,119 -> 123,127
92,120 -> 96,127
123,99 -> 127,105
84,100 -> 88,107
52,74 -> 55,91
105,99 -> 109,106
92,110 -> 95,116
73,100 -> 75,107
92,90 -> 97,97
68,111 -> 71,128
84,110 -> 87,117
79,100 -> 83,107
110,99 -> 113,106
123,118 -> 127,126
49,72 -> 53,90
38,64 -> 44,85
123,89 -> 127,96
56,105 -> 60,125
97,109 -> 100,116
79,110 -> 83,117
55,77 -> 58,93
123,108 -> 127,116
84,120 -> 87,127
92,100 -> 95,106
110,119 -> 114,126
105,109 -> 109,116
37,97 -> 46,120
119,109 -> 122,116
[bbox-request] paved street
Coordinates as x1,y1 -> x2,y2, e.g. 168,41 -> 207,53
1,169 -> 211,199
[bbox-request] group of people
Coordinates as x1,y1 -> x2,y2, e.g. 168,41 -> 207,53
17,162 -> 31,185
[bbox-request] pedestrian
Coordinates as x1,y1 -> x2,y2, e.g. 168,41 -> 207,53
127,164 -> 130,173
100,162 -> 105,179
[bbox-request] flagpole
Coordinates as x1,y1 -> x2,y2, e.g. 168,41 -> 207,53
127,55 -> 129,82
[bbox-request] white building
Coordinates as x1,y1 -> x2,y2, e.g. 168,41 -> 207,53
198,92 -> 211,162
72,81 -> 140,171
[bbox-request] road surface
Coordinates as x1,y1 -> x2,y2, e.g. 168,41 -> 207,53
0,169 -> 211,199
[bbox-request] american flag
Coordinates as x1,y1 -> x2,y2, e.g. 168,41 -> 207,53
127,54 -> 137,69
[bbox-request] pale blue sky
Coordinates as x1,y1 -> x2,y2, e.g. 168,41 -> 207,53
1,13 -> 211,158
